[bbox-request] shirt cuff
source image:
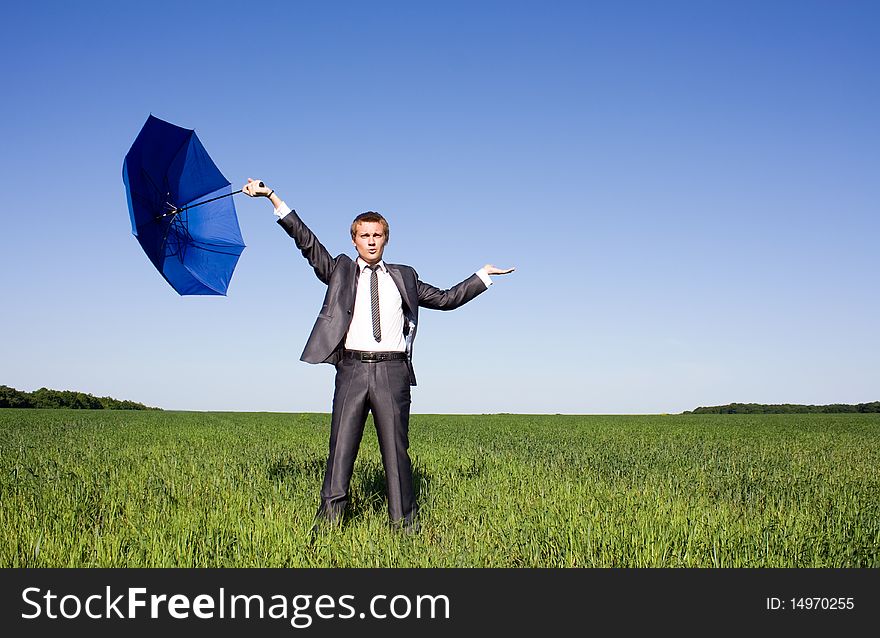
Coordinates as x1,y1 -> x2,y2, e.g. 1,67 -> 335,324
476,267 -> 493,288
273,201 -> 292,219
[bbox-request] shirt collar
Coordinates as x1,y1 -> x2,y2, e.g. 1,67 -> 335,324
357,257 -> 387,273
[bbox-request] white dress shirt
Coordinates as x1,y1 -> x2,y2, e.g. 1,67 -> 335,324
345,259 -> 407,352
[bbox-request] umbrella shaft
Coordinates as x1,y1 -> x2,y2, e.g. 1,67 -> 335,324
158,189 -> 243,219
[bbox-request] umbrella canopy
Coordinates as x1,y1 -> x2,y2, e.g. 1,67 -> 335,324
122,115 -> 245,295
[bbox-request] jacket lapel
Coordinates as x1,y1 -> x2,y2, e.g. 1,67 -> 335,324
347,260 -> 359,304
387,265 -> 415,316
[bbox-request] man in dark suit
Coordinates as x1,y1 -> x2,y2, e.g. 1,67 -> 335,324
243,179 -> 513,531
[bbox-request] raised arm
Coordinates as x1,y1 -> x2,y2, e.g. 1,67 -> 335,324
242,178 -> 337,284
417,264 -> 515,310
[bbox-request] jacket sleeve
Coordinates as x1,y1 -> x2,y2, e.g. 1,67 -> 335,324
416,272 -> 488,311
277,210 -> 337,285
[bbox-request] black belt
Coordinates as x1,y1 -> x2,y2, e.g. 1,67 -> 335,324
344,350 -> 408,362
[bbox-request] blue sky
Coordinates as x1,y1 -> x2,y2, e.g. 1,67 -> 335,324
1,1 -> 877,413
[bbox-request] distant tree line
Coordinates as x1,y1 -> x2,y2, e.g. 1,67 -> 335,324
684,402 -> 880,414
0,385 -> 160,410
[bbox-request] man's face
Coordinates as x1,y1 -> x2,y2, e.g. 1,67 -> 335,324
352,221 -> 387,265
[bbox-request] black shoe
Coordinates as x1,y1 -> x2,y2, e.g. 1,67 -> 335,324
391,518 -> 421,535
310,515 -> 342,536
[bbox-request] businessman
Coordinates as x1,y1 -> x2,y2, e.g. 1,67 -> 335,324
243,179 -> 513,532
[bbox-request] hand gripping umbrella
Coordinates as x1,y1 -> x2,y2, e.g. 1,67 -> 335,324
122,115 -> 245,295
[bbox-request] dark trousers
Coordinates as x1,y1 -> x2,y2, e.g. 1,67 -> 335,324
317,356 -> 415,524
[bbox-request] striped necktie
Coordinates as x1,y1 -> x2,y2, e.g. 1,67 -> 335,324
369,265 -> 381,342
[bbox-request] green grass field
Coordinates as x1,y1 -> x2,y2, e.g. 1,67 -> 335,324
1,409 -> 878,567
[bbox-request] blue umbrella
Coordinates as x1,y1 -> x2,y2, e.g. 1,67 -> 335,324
122,115 -> 245,295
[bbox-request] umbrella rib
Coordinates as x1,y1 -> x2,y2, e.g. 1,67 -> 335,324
191,238 -> 244,248
160,213 -> 194,262
140,166 -> 163,199
189,244 -> 245,256
167,131 -> 232,210
182,261 -> 231,295
136,167 -> 177,222
165,133 -> 195,210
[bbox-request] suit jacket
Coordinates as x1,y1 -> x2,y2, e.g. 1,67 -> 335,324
278,211 -> 488,385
